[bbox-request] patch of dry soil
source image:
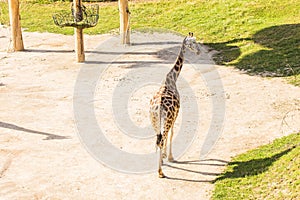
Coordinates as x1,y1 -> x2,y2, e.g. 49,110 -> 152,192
0,27 -> 299,199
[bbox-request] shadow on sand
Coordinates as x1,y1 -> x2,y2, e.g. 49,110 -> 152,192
162,159 -> 228,183
0,121 -> 70,140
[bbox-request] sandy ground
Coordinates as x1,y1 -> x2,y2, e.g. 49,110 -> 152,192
0,26 -> 300,199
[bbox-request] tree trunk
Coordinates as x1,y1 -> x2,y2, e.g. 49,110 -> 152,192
73,0 -> 85,62
75,28 -> 85,62
8,0 -> 24,51
118,0 -> 130,44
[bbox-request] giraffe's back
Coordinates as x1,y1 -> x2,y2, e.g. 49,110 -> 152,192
160,87 -> 180,126
149,85 -> 180,135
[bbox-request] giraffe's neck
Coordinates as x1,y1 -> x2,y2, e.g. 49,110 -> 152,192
164,44 -> 185,88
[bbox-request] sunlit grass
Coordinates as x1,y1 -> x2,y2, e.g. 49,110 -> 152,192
0,0 -> 299,84
213,133 -> 300,200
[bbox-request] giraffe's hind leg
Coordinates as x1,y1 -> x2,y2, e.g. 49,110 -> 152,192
157,127 -> 171,177
156,130 -> 166,178
158,147 -> 165,178
168,126 -> 175,162
162,127 -> 170,159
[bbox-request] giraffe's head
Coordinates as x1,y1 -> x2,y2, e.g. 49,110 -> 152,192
183,32 -> 201,55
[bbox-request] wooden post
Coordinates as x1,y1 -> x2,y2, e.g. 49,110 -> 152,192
73,0 -> 85,62
8,0 -> 24,51
75,28 -> 85,62
118,0 -> 130,44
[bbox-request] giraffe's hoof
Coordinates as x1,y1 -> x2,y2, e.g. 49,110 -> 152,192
168,156 -> 175,162
158,169 -> 165,178
159,173 -> 165,178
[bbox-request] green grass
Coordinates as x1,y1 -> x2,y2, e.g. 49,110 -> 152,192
288,74 -> 300,87
0,0 -> 299,84
212,133 -> 300,200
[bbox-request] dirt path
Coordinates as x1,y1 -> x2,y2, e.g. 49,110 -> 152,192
0,27 -> 299,199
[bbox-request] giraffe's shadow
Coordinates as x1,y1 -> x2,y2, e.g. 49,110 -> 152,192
162,159 -> 228,183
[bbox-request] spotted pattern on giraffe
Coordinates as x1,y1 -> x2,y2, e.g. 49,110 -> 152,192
149,32 -> 201,178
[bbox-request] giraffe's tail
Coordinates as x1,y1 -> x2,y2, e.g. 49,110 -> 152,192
156,133 -> 162,151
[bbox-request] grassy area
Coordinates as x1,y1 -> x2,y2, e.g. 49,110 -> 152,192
289,74 -> 300,86
212,133 -> 300,200
0,0 -> 299,84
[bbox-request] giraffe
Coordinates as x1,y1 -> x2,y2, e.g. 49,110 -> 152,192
149,32 -> 201,178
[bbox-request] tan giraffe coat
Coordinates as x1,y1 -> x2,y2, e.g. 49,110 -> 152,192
149,48 -> 185,178
149,32 -> 201,178
150,55 -> 183,150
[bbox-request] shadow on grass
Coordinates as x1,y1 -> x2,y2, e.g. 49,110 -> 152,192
214,146 -> 296,182
205,24 -> 300,77
205,38 -> 249,65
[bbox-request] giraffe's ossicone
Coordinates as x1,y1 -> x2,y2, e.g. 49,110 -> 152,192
149,32 -> 201,178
